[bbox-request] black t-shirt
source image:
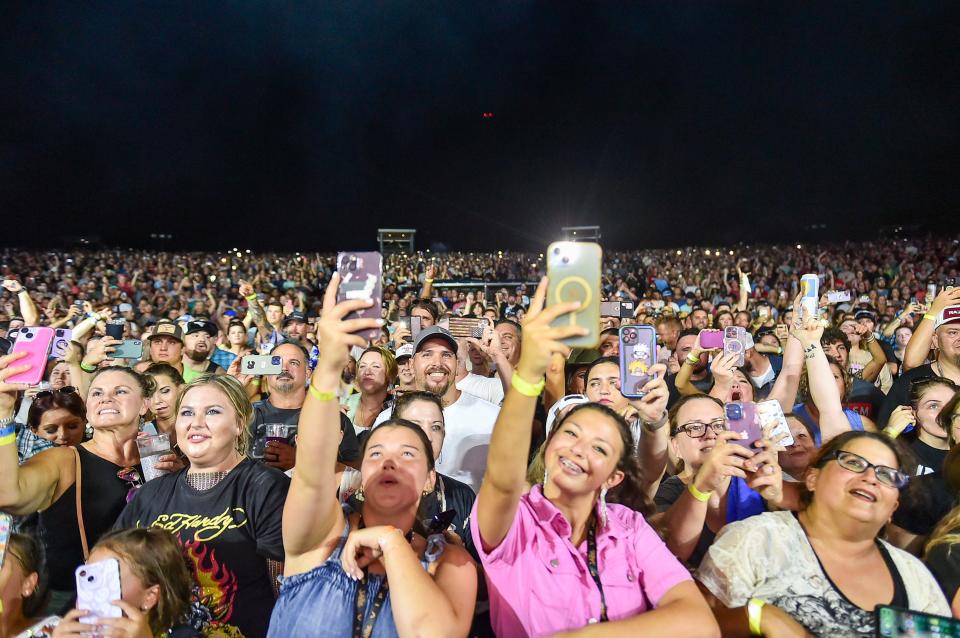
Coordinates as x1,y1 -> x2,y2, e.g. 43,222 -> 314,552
250,398 -> 359,464
665,372 -> 714,409
878,364 -> 935,427
846,378 -> 885,422
925,542 -> 960,605
654,475 -> 715,567
910,438 -> 948,476
892,473 -> 956,536
115,459 -> 289,638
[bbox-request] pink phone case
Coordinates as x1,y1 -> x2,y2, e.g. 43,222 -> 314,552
699,329 -> 723,349
8,327 -> 54,385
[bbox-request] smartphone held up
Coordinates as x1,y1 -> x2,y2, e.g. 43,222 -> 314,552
336,252 -> 383,342
546,241 -> 601,348
619,325 -> 657,398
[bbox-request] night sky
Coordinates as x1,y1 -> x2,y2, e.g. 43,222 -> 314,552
2,2 -> 959,252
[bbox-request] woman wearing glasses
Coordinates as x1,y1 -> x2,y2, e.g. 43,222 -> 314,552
27,385 -> 86,447
0,358 -> 150,614
697,431 -> 949,636
654,395 -> 783,567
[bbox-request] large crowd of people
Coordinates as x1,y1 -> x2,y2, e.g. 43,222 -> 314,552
0,233 -> 958,638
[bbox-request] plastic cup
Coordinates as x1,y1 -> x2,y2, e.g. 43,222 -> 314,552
137,433 -> 172,481
264,423 -> 289,446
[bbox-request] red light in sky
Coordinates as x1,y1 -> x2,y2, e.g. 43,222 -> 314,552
482,112 -> 493,118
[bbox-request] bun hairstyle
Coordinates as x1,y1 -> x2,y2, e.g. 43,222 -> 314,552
7,533 -> 49,618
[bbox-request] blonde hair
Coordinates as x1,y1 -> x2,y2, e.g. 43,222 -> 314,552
360,346 -> 398,386
175,374 -> 252,456
926,502 -> 960,557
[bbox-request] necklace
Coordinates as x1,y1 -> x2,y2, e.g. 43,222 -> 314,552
186,470 -> 230,491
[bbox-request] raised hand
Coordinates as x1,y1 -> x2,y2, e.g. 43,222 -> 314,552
514,278 -> 587,381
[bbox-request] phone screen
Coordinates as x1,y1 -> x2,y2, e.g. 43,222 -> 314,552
877,605 -> 960,637
619,325 -> 657,398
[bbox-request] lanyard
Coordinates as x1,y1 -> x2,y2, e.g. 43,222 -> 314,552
353,576 -> 389,638
585,519 -> 609,623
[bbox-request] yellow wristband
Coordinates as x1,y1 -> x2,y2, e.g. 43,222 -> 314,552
688,482 -> 713,502
424,278 -> 434,284
79,362 -> 97,373
245,293 -> 258,302
923,313 -> 936,322
308,384 -> 336,402
685,353 -> 700,365
748,598 -> 766,635
511,372 -> 545,397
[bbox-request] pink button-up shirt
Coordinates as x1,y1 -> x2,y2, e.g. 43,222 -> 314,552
471,485 -> 691,638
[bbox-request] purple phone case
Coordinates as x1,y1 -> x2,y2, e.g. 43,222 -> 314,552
699,329 -> 723,349
726,402 -> 761,448
619,325 -> 657,398
337,252 -> 383,341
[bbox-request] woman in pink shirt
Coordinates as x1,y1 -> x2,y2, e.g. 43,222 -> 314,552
472,279 -> 720,638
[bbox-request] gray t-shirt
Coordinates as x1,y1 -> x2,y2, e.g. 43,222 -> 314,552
250,399 -> 359,464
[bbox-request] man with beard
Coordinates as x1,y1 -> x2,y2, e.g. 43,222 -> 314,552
179,320 -> 226,382
374,326 -> 499,492
250,341 -> 359,471
134,319 -> 185,373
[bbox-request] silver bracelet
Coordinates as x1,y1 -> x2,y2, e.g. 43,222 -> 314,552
0,415 -> 15,428
642,411 -> 669,431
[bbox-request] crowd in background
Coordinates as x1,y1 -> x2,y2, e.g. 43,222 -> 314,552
0,233 -> 959,638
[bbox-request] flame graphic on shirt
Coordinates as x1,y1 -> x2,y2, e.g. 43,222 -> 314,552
183,538 -> 239,628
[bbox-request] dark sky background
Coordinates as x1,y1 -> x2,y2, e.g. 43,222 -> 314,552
2,2 -> 959,252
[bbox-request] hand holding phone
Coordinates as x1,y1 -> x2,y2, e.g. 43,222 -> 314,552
336,252 -> 383,342
546,242 -> 602,348
725,402 -> 761,448
76,559 -> 123,623
8,327 -> 54,385
698,329 -> 723,350
722,326 -> 747,368
241,354 -> 283,376
619,325 -> 657,398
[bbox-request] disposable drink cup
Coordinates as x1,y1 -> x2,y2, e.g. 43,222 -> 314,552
137,433 -> 172,481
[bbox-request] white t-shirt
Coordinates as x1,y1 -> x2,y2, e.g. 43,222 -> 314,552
374,391 -> 500,493
456,372 -> 504,405
697,511 -> 949,637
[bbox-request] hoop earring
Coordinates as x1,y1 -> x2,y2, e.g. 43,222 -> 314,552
599,486 -> 609,528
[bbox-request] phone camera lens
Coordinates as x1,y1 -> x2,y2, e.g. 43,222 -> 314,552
79,570 -> 86,577
87,576 -> 95,583
553,247 -> 561,255
561,256 -> 570,264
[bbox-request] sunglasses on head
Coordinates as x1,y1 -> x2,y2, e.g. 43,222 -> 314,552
35,386 -> 78,400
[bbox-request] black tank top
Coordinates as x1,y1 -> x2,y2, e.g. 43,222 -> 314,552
38,446 -> 141,590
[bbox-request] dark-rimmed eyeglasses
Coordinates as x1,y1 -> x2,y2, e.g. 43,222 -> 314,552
818,450 -> 909,489
35,386 -> 78,400
673,418 -> 727,438
117,467 -> 143,503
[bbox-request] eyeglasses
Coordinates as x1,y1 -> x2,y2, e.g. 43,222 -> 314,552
34,386 -> 78,400
117,467 -> 143,503
673,418 -> 727,438
819,450 -> 909,489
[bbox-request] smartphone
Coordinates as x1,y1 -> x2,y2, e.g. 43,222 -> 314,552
800,273 -> 819,318
76,559 -> 123,623
827,290 -> 851,303
876,605 -> 960,637
699,329 -> 723,350
241,354 -> 283,376
945,277 -> 958,290
619,325 -> 657,398
723,326 -> 747,368
410,315 -> 422,340
8,327 -> 54,385
105,319 -> 125,340
51,328 -> 73,359
112,339 -> 144,360
757,305 -> 770,318
774,324 -> 789,341
0,513 -> 11,571
725,402 -> 761,448
546,241 -> 602,348
336,252 -> 383,341
448,317 -> 489,339
600,301 -> 621,318
928,283 -> 937,300
756,400 -> 794,446
620,301 -> 635,318
6,327 -> 20,343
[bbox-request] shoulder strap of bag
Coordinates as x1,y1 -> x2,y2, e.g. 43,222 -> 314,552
72,446 -> 89,559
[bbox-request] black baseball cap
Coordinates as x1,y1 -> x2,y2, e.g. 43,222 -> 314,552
413,326 -> 458,354
185,320 -> 218,337
283,311 -> 307,326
